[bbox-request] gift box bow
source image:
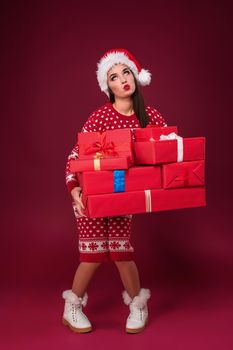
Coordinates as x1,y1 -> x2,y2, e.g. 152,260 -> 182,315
79,131 -> 132,160
82,132 -> 119,158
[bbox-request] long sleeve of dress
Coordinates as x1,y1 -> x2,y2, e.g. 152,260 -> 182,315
65,111 -> 102,193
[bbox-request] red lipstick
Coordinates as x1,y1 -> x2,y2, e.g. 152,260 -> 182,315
123,84 -> 130,91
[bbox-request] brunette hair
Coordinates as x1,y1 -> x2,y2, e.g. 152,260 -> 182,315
108,73 -> 149,128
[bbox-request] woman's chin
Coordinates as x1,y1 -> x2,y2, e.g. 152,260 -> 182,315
115,91 -> 134,98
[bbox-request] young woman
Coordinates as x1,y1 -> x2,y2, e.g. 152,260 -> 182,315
62,48 -> 167,334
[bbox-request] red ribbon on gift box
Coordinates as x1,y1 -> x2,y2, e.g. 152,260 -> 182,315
174,163 -> 190,187
83,132 -> 119,158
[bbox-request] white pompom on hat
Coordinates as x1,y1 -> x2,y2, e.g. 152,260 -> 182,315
96,48 -> 152,97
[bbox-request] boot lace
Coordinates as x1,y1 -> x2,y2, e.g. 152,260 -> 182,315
71,303 -> 89,322
129,303 -> 144,321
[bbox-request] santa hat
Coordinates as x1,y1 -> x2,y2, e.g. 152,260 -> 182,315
96,48 -> 152,97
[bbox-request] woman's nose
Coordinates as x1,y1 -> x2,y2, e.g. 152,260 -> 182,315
120,74 -> 127,83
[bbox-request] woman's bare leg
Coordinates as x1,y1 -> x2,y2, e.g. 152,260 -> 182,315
114,260 -> 141,298
72,262 -> 102,297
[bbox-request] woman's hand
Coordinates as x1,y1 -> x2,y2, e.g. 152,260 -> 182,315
71,187 -> 87,218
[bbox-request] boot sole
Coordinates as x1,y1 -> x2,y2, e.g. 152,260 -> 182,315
126,317 -> 148,334
62,317 -> 92,333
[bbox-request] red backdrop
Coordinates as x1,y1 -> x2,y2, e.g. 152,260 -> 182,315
1,1 -> 232,349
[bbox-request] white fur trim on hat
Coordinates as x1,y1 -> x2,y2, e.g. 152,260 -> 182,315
122,288 -> 151,308
62,289 -> 88,307
96,49 -> 151,97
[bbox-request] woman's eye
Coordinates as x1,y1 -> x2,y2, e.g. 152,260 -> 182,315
110,70 -> 130,81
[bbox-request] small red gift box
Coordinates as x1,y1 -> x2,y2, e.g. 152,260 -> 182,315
133,126 -> 178,141
77,165 -> 162,196
70,156 -> 132,172
134,136 -> 205,165
162,160 -> 205,189
82,186 -> 206,218
78,129 -> 133,161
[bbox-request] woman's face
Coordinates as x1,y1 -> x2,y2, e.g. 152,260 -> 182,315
107,63 -> 136,98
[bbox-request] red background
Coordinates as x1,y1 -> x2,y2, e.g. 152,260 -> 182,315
1,0 -> 232,349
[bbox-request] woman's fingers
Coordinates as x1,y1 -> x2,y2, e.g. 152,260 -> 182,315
76,197 -> 85,210
72,191 -> 87,217
72,201 -> 86,218
75,201 -> 87,217
76,206 -> 86,217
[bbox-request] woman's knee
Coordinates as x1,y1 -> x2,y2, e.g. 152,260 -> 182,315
114,260 -> 133,268
80,261 -> 102,269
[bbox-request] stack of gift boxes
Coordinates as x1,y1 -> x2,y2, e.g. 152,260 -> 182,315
70,126 -> 206,218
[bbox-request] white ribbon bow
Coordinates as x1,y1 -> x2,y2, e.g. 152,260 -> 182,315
159,132 -> 183,162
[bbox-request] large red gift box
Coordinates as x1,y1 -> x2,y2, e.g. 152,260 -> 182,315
82,187 -> 206,218
133,136 -> 205,165
133,126 -> 178,141
162,160 -> 205,189
78,129 -> 133,161
77,166 -> 162,196
70,156 -> 132,172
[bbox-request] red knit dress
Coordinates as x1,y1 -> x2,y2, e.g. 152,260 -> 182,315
65,102 -> 167,263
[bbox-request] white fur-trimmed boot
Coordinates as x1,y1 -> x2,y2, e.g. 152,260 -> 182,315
122,288 -> 151,333
62,289 -> 92,333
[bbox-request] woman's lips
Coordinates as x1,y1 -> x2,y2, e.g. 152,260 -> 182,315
123,84 -> 130,91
